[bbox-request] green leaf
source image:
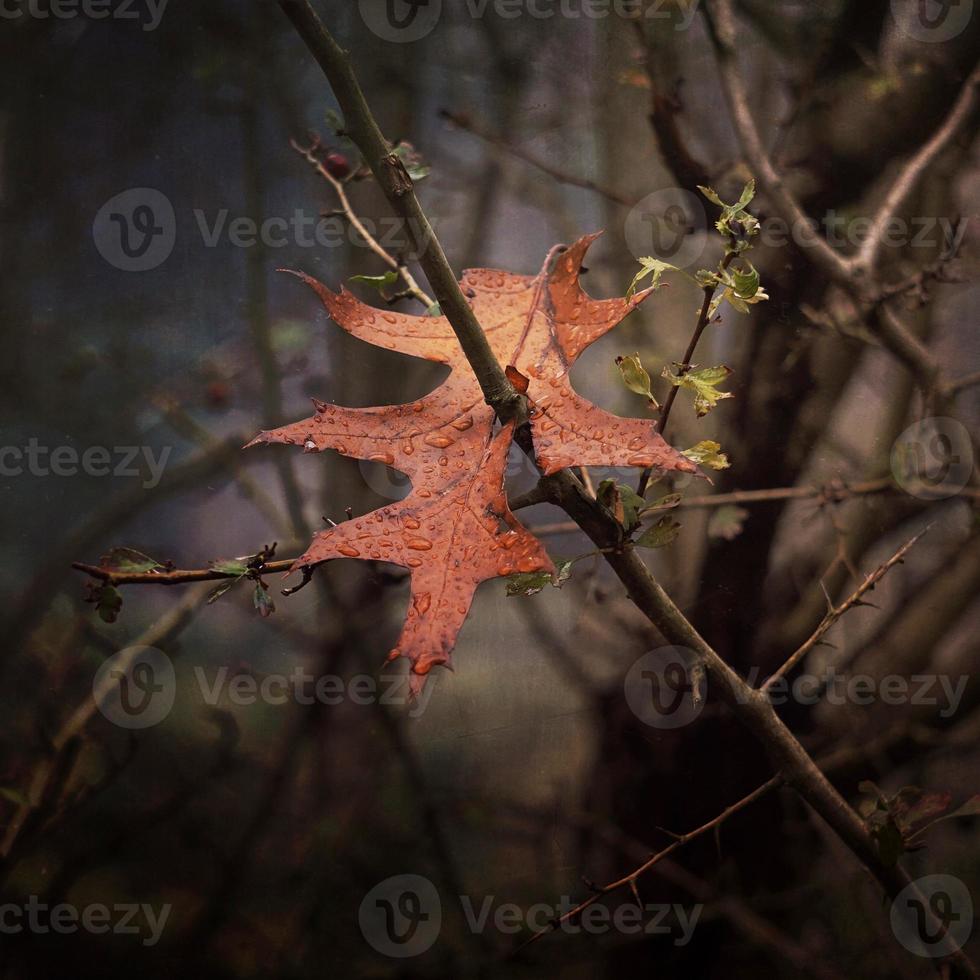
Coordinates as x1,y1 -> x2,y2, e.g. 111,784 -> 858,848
618,486 -> 647,533
94,585 -> 123,624
641,492 -> 683,515
662,366 -> 734,418
596,478 -> 619,511
708,504 -> 749,541
713,262 -> 769,316
737,179 -> 756,210
99,547 -> 166,574
616,353 -> 659,409
506,571 -> 553,597
207,580 -> 238,604
682,440 -> 731,470
698,185 -> 725,207
349,270 -> 399,292
597,480 -> 645,532
700,180 -> 761,244
731,262 -> 761,299
392,142 -> 430,181
626,257 -> 678,301
253,582 -> 276,618
635,516 -> 681,550
506,558 -> 576,597
209,559 -> 250,577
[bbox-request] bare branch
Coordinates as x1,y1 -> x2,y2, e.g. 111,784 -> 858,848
703,0 -> 856,286
517,776 -> 781,951
762,525 -> 931,692
857,63 -> 980,274
276,0 -> 521,419
438,108 -> 634,207
289,136 -> 434,309
0,586 -> 210,866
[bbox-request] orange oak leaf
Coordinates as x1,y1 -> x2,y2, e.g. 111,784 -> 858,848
247,233 -> 696,691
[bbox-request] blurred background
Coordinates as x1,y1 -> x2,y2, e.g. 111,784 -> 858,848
1,0 -> 978,976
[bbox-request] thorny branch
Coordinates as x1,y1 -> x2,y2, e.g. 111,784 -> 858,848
438,107 -> 634,207
516,775 -> 782,951
289,135 -> 435,309
761,526 -> 930,692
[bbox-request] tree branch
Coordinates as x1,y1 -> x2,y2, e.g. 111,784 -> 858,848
276,0 -> 521,419
71,558 -> 297,587
517,775 -> 781,951
762,525 -> 930,692
289,135 -> 434,309
439,108 -> 634,207
857,62 -> 980,275
703,0 -> 856,286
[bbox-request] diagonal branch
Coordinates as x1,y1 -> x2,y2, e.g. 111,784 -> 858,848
762,525 -> 931,692
517,775 -> 781,951
439,108 -> 633,207
289,136 -> 435,309
703,0 -> 856,286
276,0 -> 520,419
857,62 -> 980,274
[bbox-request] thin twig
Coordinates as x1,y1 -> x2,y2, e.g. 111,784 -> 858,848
290,136 -> 434,309
761,525 -> 931,692
71,558 -> 296,586
277,0 -> 520,418
637,251 -> 735,496
439,108 -> 634,208
0,586 -> 210,866
516,775 -> 781,952
857,63 -> 980,274
945,370 -> 980,398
